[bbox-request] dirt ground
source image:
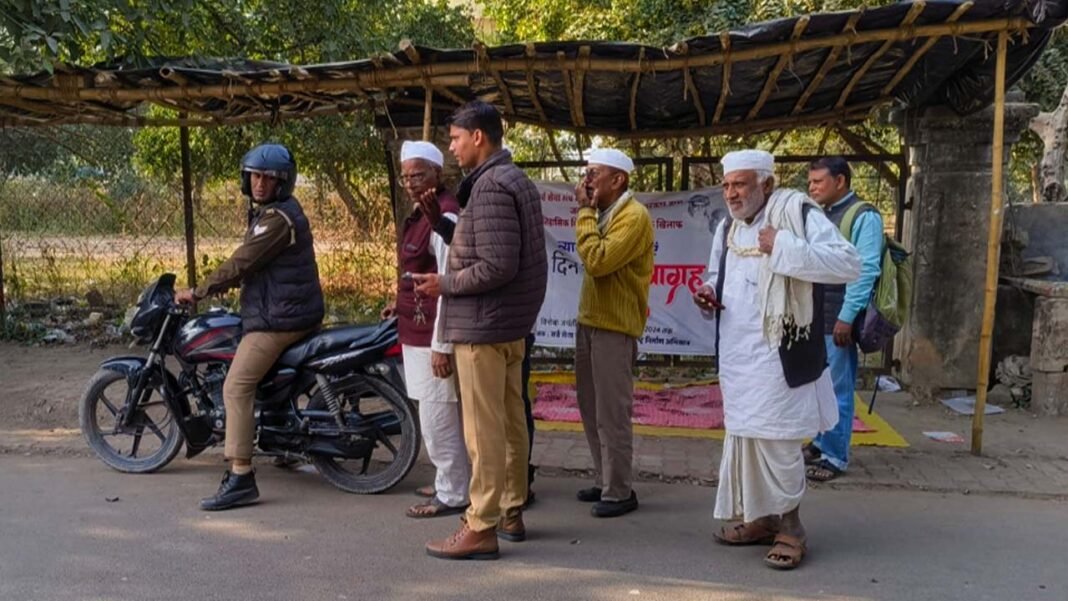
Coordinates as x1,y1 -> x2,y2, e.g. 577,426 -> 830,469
2,341 -> 1066,488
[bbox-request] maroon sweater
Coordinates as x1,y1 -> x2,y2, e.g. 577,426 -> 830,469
396,189 -> 460,347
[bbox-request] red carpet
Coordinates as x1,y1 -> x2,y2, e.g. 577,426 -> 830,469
533,382 -> 875,432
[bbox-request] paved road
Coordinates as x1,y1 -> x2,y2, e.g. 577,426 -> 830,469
1,455 -> 1065,601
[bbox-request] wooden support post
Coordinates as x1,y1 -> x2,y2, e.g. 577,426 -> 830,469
972,30 -> 1008,456
0,212 -> 5,328
713,33 -> 732,124
793,12 -> 863,116
179,122 -> 197,290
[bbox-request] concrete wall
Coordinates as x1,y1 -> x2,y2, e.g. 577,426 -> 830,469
892,98 -> 1039,393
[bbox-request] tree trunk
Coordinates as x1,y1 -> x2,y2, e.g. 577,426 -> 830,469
325,164 -> 366,226
1029,81 -> 1068,203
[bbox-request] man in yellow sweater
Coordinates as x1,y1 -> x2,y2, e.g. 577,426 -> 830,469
573,148 -> 655,518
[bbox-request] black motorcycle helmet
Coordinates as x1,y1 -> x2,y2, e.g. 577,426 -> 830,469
240,143 -> 297,202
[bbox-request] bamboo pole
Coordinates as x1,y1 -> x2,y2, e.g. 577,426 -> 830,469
524,44 -> 550,123
749,16 -> 810,121
836,1 -> 929,109
545,128 -> 569,182
0,17 -> 1029,105
422,87 -> 433,141
558,51 -> 583,129
882,2 -> 975,97
629,48 -> 645,130
713,32 -> 732,124
574,46 -> 590,128
793,12 -> 863,115
476,42 -> 515,116
679,44 -> 707,127
179,121 -> 197,290
972,30 -> 1008,456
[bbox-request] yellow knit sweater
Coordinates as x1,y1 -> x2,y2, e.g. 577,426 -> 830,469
576,197 -> 655,339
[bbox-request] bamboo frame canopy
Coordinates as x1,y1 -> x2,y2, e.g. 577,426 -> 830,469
1,0 -> 1065,136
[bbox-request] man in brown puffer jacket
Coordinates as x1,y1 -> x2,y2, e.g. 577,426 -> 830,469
414,101 -> 547,560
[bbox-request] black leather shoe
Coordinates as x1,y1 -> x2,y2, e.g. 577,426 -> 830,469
576,487 -> 602,503
200,470 -> 260,511
591,490 -> 638,518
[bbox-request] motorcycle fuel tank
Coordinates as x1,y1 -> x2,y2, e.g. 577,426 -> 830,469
175,310 -> 242,363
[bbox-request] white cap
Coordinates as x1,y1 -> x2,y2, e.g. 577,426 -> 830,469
722,149 -> 774,175
400,141 -> 444,167
586,148 -> 634,174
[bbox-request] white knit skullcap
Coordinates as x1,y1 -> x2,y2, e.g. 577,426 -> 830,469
400,141 -> 444,167
722,149 -> 774,175
586,148 -> 635,174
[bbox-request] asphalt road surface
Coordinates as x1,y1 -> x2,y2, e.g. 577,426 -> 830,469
1,454 -> 1064,601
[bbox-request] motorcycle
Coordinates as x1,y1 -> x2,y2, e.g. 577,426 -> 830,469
79,273 -> 420,494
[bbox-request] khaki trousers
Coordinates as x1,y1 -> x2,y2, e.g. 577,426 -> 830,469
575,324 -> 637,501
454,339 -> 529,532
223,329 -> 311,461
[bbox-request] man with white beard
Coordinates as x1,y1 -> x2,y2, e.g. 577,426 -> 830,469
692,149 -> 859,570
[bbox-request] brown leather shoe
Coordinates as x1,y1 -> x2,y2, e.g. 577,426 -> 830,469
497,509 -> 526,542
426,521 -> 500,560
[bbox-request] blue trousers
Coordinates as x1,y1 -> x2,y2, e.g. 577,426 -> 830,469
811,335 -> 857,471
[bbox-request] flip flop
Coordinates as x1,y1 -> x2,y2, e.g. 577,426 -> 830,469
406,497 -> 469,519
764,534 -> 807,570
414,485 -> 436,498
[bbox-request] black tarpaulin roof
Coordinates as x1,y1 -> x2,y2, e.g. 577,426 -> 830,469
1,0 -> 1065,137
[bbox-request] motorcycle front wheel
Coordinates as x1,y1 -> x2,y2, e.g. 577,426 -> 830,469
306,374 -> 420,494
79,368 -> 184,473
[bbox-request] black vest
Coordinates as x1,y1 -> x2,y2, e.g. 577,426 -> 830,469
714,204 -> 826,388
822,193 -> 875,332
240,196 -> 325,333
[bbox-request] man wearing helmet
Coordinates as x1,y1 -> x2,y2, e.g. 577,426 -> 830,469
176,143 -> 325,511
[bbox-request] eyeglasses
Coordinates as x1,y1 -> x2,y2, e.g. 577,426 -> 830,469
397,172 -> 429,186
580,168 -> 603,181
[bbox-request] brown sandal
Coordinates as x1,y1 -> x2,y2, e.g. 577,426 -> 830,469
802,443 -> 822,466
764,534 -> 807,570
405,497 -> 468,519
806,460 -> 842,482
713,520 -> 780,546
414,485 -> 436,498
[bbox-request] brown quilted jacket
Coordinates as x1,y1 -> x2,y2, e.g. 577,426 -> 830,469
439,150 -> 547,344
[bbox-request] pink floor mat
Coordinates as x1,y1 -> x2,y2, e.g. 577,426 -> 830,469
533,382 -> 875,432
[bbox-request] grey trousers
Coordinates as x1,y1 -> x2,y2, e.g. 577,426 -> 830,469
575,323 -> 637,501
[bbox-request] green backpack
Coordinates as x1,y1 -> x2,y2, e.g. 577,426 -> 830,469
839,201 -> 914,353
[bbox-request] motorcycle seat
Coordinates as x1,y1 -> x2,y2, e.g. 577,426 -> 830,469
277,323 -> 384,367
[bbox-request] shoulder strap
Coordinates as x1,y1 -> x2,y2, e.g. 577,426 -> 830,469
839,200 -> 878,240
714,217 -> 732,356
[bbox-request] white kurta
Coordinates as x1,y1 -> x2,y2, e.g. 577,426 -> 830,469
705,203 -> 860,440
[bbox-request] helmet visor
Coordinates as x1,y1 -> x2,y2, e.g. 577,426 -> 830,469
242,167 -> 290,180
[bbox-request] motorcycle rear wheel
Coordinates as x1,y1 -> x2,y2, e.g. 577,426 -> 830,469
79,368 -> 184,473
306,375 -> 420,494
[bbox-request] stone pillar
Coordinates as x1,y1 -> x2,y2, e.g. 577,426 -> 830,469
1031,296 -> 1068,415
891,94 -> 1039,396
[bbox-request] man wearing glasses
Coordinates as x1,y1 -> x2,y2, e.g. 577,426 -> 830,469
572,148 -> 654,518
382,141 -> 468,519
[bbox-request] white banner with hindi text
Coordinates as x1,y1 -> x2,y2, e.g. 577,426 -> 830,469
533,181 -> 727,356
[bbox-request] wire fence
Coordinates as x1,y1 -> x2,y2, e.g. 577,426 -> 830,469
0,175 -> 397,327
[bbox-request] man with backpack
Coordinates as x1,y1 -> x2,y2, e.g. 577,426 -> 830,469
804,157 -> 884,482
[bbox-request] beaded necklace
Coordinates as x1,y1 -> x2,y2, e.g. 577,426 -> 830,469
726,220 -> 764,257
